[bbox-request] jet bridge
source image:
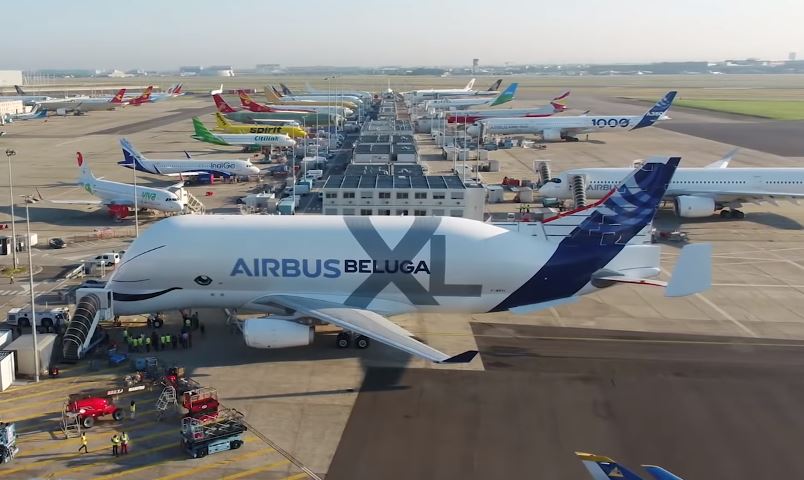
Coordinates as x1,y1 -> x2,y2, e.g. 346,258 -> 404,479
62,287 -> 114,362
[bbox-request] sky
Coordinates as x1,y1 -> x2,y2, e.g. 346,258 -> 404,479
3,0 -> 802,70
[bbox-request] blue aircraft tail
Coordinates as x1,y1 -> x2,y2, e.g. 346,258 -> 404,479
33,109 -> 47,118
491,157 -> 679,312
118,138 -> 149,173
631,91 -> 677,130
577,452 -> 685,480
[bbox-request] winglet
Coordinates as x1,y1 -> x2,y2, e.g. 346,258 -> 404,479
665,243 -> 712,297
440,350 -> 479,364
631,91 -> 677,130
76,152 -> 84,167
705,148 -> 739,169
576,452 -> 647,480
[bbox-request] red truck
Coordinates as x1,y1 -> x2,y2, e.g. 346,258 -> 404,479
67,394 -> 124,428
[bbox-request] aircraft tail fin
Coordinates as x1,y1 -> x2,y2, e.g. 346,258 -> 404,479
129,86 -> 153,105
631,91 -> 677,130
76,152 -> 95,181
192,117 -> 217,141
238,90 -> 270,111
280,83 -> 293,95
33,108 -> 48,119
118,138 -> 149,172
173,83 -> 183,95
487,79 -> 502,91
14,85 -> 26,95
550,91 -> 571,112
489,83 -> 518,106
110,88 -> 127,104
212,94 -> 237,113
264,87 -> 281,103
465,78 -> 476,90
214,111 -> 232,130
576,452 -> 648,480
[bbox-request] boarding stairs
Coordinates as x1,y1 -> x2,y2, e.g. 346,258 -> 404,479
156,385 -> 178,421
571,174 -> 587,208
62,289 -> 114,362
61,401 -> 81,439
184,191 -> 205,215
535,161 -> 552,186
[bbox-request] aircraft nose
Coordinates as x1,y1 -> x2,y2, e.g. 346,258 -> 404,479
466,126 -> 480,137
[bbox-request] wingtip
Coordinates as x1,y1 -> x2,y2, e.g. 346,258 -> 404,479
441,350 -> 479,364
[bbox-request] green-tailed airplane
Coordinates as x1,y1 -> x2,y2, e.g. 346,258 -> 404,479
192,117 -> 296,148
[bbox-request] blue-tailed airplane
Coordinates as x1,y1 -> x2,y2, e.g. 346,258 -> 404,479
577,452 -> 684,480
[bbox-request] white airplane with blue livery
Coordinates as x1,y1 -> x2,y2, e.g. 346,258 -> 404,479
539,149 -> 804,219
119,138 -> 260,179
103,157 -> 710,363
466,91 -> 677,141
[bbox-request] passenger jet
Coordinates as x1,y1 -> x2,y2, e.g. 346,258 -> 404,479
119,138 -> 260,179
447,91 -> 570,123
539,149 -> 804,218
467,91 -> 676,140
51,153 -> 185,219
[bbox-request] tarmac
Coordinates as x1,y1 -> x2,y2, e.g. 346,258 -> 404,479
0,84 -> 803,478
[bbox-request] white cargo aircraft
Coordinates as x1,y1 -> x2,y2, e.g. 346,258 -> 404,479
119,138 -> 260,178
466,91 -> 677,141
106,157 -> 711,363
539,149 -> 804,219
51,153 -> 185,219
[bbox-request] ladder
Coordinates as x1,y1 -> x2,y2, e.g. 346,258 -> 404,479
184,191 -> 206,215
156,385 -> 178,421
61,402 -> 81,438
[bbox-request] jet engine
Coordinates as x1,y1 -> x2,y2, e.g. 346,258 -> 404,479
542,129 -> 562,141
673,195 -> 715,218
242,317 -> 314,349
107,205 -> 130,219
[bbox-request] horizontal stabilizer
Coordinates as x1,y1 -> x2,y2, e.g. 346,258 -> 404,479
665,243 -> 712,297
509,296 -> 579,314
642,465 -> 684,480
442,350 -> 479,364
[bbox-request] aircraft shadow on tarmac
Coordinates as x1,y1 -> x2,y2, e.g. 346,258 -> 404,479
0,205 -> 164,228
655,209 -> 803,230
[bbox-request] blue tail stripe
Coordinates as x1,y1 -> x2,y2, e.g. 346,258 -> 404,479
491,158 -> 679,312
631,91 -> 677,130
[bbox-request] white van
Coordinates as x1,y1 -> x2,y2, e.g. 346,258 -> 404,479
93,252 -> 121,267
304,169 -> 324,181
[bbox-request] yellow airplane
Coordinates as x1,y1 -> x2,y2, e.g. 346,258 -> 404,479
264,88 -> 359,111
214,112 -> 307,138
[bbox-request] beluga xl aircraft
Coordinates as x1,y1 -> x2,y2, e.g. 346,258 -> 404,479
97,157 -> 711,363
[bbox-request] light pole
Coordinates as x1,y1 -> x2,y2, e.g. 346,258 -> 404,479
5,149 -> 18,269
133,160 -> 139,237
21,195 -> 39,383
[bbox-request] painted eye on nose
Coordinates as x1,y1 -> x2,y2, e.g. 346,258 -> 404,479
194,275 -> 212,286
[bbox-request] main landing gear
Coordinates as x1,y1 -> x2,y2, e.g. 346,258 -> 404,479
719,209 -> 745,219
336,332 -> 371,350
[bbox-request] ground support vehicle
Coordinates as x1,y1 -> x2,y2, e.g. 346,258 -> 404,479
180,408 -> 247,459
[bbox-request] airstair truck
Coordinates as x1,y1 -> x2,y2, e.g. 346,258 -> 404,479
0,420 -> 19,463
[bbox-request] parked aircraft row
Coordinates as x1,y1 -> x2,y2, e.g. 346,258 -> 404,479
1,83 -> 184,115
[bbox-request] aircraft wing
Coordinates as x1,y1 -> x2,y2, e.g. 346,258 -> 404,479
253,294 -> 478,364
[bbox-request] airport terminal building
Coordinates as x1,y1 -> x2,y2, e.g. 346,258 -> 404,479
321,165 -> 485,220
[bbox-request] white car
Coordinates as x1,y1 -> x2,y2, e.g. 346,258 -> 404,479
93,252 -> 121,267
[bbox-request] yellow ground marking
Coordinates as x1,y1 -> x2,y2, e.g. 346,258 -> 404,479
3,428 -> 176,474
94,447 -> 274,480
19,413 -> 162,452
0,364 -> 126,394
156,436 -> 274,480
7,389 -> 157,422
48,442 -> 176,478
276,474 -> 312,480
0,367 -> 128,403
218,459 -> 292,480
